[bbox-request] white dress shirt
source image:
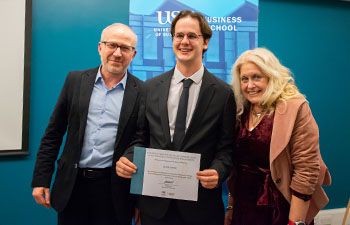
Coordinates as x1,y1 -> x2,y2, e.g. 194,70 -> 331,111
167,65 -> 204,141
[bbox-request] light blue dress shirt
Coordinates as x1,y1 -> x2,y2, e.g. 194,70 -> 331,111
79,68 -> 127,168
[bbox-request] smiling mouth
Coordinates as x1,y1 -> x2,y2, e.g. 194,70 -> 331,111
179,48 -> 192,53
248,91 -> 260,95
109,60 -> 122,64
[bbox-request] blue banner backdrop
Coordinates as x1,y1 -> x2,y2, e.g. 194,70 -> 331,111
129,0 -> 259,83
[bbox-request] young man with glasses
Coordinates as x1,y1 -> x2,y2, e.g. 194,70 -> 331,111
116,11 -> 236,225
32,23 -> 144,225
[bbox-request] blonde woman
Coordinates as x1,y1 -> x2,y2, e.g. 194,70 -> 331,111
225,48 -> 331,225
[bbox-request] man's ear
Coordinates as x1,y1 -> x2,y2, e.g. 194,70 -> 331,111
203,39 -> 210,50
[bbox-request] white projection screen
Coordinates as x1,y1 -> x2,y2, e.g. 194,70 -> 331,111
0,0 -> 31,156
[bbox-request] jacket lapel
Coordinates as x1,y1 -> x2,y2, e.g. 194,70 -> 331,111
158,71 -> 173,146
78,68 -> 98,145
114,73 -> 138,148
182,69 -> 215,148
270,100 -> 300,164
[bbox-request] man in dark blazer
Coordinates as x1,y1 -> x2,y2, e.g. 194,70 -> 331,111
116,11 -> 236,225
32,23 -> 143,225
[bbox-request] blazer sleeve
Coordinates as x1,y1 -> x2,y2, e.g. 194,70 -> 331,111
289,101 -> 320,195
209,89 -> 236,184
31,73 -> 72,188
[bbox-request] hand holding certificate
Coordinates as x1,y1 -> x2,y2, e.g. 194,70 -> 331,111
130,147 -> 201,201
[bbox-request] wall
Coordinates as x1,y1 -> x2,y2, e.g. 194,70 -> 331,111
259,0 -> 350,209
0,0 -> 349,224
0,0 -> 129,224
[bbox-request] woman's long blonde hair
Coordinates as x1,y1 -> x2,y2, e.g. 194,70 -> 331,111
231,47 -> 304,121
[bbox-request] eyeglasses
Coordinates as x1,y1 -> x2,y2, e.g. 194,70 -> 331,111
100,41 -> 135,53
173,32 -> 203,42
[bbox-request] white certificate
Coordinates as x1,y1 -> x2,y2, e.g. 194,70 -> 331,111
130,147 -> 201,201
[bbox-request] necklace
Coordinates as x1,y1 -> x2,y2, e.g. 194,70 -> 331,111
249,107 -> 267,130
251,108 -> 266,119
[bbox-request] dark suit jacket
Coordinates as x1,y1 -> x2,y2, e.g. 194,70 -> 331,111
128,67 -> 236,224
31,67 -> 144,225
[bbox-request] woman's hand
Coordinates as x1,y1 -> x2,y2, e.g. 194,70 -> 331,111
224,208 -> 233,225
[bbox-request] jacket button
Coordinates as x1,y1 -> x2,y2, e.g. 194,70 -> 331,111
275,178 -> 281,184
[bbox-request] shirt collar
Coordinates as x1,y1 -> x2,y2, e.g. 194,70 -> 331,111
173,64 -> 204,85
96,66 -> 128,89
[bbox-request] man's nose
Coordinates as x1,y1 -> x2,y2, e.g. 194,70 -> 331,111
180,35 -> 190,44
113,47 -> 122,56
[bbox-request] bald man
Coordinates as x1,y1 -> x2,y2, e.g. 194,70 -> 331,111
32,23 -> 143,225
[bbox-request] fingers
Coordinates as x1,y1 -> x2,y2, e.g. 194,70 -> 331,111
116,156 -> 137,178
32,187 -> 45,205
196,169 -> 219,189
32,187 -> 51,208
44,188 -> 51,208
224,209 -> 233,225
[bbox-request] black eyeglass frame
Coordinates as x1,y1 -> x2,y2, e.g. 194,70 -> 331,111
100,41 -> 135,53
